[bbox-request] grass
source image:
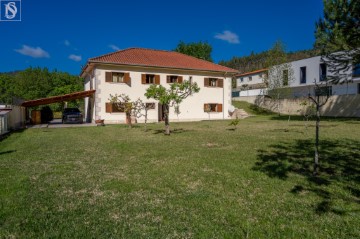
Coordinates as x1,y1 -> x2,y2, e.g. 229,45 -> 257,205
1,116 -> 360,238
232,100 -> 274,115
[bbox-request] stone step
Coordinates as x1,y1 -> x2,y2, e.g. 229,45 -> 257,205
231,108 -> 250,119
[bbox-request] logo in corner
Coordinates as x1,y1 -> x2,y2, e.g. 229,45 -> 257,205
0,0 -> 21,21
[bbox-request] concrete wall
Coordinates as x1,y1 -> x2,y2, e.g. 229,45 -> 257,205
85,64 -> 232,124
233,94 -> 360,117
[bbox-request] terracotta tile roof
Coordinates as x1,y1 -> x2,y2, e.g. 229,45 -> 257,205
86,48 -> 238,73
236,68 -> 268,77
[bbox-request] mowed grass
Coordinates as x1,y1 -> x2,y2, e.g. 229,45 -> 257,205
1,116 -> 360,238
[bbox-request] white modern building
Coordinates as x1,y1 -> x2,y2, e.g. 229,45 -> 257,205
233,55 -> 360,98
81,48 -> 238,124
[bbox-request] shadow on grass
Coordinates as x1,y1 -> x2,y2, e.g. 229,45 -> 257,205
0,150 -> 16,156
152,128 -> 192,135
253,138 -> 360,215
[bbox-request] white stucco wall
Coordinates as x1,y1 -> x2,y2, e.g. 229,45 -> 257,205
233,55 -> 360,98
85,65 -> 232,123
236,72 -> 265,88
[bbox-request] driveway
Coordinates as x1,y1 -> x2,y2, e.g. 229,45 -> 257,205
28,119 -> 96,128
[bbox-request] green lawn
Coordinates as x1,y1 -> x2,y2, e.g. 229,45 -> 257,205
1,116 -> 359,238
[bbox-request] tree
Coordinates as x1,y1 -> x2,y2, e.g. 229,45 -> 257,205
174,41 -> 213,62
315,0 -> 360,84
145,80 -> 200,135
308,82 -> 331,175
132,98 -> 151,131
109,93 -> 133,128
265,41 -> 295,115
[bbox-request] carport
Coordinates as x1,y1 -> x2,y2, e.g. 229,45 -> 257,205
21,90 -> 95,126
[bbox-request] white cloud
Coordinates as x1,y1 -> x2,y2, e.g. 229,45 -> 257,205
64,40 -> 70,46
69,54 -> 82,62
214,30 -> 240,44
109,44 -> 120,51
14,45 -> 50,58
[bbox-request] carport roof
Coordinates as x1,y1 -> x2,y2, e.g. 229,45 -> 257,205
21,90 -> 95,107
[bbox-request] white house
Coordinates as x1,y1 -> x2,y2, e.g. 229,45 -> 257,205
232,69 -> 268,97
81,48 -> 238,124
232,55 -> 360,98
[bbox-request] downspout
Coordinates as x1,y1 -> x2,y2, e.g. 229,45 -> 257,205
223,72 -> 228,119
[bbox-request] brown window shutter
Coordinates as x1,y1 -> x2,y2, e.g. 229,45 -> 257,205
166,75 -> 170,83
105,72 -> 112,82
218,79 -> 224,88
106,103 -> 113,113
217,104 -> 223,112
155,75 -> 160,84
141,74 -> 146,84
203,104 -> 209,112
204,78 -> 209,87
124,73 -> 130,84
178,76 -> 183,83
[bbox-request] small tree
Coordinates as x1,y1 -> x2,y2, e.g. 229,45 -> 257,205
132,98 -> 151,131
109,93 -> 133,128
145,80 -> 200,135
228,116 -> 240,130
308,80 -> 331,175
297,99 -> 316,129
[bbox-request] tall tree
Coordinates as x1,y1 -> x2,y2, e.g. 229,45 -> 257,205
145,80 -> 200,135
174,41 -> 213,62
315,0 -> 360,83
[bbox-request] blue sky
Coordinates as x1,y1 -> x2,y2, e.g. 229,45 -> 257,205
0,0 -> 324,75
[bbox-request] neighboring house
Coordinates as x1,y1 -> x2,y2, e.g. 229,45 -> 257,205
232,69 -> 268,97
0,105 -> 26,135
81,48 -> 238,124
232,55 -> 360,98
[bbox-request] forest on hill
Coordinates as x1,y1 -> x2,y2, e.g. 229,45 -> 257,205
219,48 -> 320,73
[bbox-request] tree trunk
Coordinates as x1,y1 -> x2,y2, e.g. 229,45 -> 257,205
126,112 -> 132,128
314,98 -> 320,175
144,110 -> 148,132
164,104 -> 170,135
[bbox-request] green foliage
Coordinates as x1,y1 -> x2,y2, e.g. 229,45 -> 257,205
145,81 -> 200,106
219,41 -> 319,73
0,67 -> 84,110
228,116 -> 240,130
315,0 -> 360,83
174,41 -> 213,62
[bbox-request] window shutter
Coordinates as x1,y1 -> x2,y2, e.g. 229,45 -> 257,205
141,74 -> 146,84
204,104 -> 209,112
106,103 -> 113,113
217,104 -> 223,112
178,76 -> 183,83
166,75 -> 170,83
105,72 -> 112,82
218,79 -> 223,88
155,75 -> 160,84
204,78 -> 209,87
124,73 -> 130,84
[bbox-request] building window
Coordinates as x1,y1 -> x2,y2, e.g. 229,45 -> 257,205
315,86 -> 332,96
105,103 -> 125,113
204,103 -> 223,112
300,67 -> 306,84
319,63 -> 327,81
105,72 -> 130,83
240,77 -> 244,82
248,76 -> 252,81
142,74 -> 160,84
283,69 -> 289,86
146,103 -> 155,109
358,83 -> 360,94
353,64 -> 360,77
204,78 -> 223,88
166,75 -> 183,83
